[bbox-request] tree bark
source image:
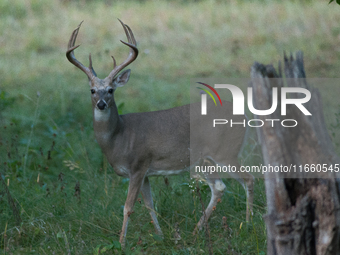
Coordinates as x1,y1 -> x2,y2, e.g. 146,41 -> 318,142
250,51 -> 340,255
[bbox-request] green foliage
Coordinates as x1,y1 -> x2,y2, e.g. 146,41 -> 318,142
0,90 -> 16,112
0,0 -> 27,18
93,240 -> 121,254
329,0 -> 340,5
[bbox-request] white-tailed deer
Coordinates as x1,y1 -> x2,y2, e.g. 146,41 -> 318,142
66,20 -> 254,246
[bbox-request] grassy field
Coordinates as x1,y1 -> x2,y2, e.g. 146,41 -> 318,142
1,0 -> 340,254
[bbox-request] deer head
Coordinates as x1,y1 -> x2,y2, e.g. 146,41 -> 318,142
66,19 -> 138,111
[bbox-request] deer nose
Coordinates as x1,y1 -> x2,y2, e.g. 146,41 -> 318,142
97,100 -> 107,110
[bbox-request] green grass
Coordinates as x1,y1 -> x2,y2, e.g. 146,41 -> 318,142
1,0 -> 340,254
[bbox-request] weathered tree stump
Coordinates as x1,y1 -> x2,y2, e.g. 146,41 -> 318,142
250,51 -> 340,255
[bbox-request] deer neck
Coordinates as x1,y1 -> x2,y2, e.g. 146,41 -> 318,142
93,102 -> 121,149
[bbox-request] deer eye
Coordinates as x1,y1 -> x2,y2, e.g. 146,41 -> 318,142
90,89 -> 95,94
108,89 -> 113,94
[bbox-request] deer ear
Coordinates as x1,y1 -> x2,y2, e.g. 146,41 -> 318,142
113,69 -> 131,88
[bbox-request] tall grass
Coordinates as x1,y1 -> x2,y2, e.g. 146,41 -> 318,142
1,0 -> 340,254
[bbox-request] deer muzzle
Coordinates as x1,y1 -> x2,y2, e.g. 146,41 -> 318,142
97,99 -> 107,110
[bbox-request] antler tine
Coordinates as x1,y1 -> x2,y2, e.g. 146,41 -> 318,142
111,56 -> 117,69
107,19 -> 139,82
66,21 -> 96,80
125,25 -> 136,46
119,23 -> 137,50
119,19 -> 131,42
67,22 -> 80,51
89,53 -> 93,70
89,53 -> 97,77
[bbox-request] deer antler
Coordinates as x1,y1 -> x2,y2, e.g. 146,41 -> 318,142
106,19 -> 139,82
66,19 -> 138,82
66,21 -> 96,81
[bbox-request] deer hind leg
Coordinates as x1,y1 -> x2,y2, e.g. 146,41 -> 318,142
119,171 -> 146,247
140,177 -> 163,237
193,159 -> 226,234
244,175 -> 254,222
230,171 -> 255,222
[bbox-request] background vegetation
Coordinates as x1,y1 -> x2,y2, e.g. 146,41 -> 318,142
1,0 -> 340,254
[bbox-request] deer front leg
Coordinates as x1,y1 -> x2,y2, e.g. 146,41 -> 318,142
119,171 -> 145,247
140,177 -> 163,237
